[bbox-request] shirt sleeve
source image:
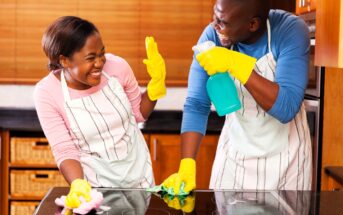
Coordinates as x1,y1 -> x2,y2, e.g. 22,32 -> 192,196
33,82 -> 80,168
181,25 -> 217,135
267,16 -> 310,123
105,54 -> 145,123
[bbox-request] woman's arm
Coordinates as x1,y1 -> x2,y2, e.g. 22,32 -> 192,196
60,159 -> 84,184
34,82 -> 82,182
140,91 -> 157,119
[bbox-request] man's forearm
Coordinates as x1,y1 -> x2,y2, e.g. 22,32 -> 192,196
181,131 -> 204,159
244,70 -> 279,111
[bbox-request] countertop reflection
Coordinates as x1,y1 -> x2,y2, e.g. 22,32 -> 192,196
34,187 -> 343,215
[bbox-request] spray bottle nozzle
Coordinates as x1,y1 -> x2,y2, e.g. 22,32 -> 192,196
192,41 -> 215,54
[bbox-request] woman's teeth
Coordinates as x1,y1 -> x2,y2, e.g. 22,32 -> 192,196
90,71 -> 101,78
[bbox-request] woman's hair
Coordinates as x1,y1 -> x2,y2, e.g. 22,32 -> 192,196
42,16 -> 99,71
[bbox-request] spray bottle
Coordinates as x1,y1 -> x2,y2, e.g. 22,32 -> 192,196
192,41 -> 241,116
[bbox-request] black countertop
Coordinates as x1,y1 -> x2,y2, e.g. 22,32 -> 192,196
34,187 -> 343,215
0,108 -> 225,134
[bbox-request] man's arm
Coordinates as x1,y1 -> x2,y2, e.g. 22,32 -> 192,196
244,70 -> 279,111
181,132 -> 204,159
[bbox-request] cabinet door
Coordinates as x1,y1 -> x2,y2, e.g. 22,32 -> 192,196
150,134 -> 218,189
315,0 -> 343,68
296,0 -> 316,14
143,134 -> 150,150
310,0 -> 316,11
327,176 -> 343,191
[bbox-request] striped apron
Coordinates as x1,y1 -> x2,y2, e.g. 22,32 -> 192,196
61,70 -> 154,188
210,20 -> 312,190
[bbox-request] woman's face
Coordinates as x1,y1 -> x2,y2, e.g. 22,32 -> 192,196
64,32 -> 106,90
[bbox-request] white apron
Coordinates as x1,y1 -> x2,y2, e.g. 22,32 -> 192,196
61,70 -> 154,188
210,20 -> 312,190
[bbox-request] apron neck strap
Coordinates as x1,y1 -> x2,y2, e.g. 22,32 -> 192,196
102,71 -> 111,79
60,70 -> 110,102
60,69 -> 71,102
267,19 -> 272,53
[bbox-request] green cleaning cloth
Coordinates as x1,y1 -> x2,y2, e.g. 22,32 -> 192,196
146,182 -> 190,206
146,182 -> 189,196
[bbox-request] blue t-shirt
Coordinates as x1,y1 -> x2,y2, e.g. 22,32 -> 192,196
181,9 -> 310,135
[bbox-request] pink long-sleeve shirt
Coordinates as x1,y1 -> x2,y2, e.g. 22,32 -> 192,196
34,54 -> 145,167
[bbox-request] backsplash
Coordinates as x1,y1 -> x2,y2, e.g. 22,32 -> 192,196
0,85 -> 36,109
0,85 -> 189,110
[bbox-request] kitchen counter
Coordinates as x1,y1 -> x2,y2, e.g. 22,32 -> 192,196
0,108 -> 224,134
34,187 -> 343,215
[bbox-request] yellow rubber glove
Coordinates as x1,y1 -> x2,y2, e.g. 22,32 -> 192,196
162,158 -> 196,195
143,36 -> 166,101
196,47 -> 257,84
65,179 -> 92,208
163,194 -> 195,213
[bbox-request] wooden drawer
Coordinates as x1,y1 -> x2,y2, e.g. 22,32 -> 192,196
10,201 -> 39,215
10,170 -> 68,198
10,137 -> 55,165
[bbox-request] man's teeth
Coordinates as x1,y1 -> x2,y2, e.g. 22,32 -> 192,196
217,32 -> 228,40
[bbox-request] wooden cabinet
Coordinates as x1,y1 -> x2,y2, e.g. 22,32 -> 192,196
315,0 -> 343,68
1,130 -> 10,215
0,130 -> 219,215
324,167 -> 343,191
320,75 -> 343,187
320,68 -> 343,190
327,176 -> 343,191
296,0 -> 316,14
315,1 -> 343,189
0,131 -> 68,215
149,134 -> 218,189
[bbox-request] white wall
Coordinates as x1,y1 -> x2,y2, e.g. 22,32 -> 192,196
0,85 -> 189,110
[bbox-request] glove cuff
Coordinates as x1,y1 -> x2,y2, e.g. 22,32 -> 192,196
238,54 -> 257,84
179,158 -> 196,174
70,179 -> 91,192
147,80 -> 166,101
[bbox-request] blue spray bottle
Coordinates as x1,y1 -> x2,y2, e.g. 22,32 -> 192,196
193,41 -> 241,116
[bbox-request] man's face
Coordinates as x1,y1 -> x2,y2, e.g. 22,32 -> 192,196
212,0 -> 252,47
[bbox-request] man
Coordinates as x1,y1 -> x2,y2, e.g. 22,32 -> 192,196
163,0 -> 312,193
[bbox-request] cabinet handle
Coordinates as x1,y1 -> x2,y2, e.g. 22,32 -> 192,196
153,138 -> 158,161
299,0 -> 304,7
300,0 -> 307,7
0,134 -> 1,160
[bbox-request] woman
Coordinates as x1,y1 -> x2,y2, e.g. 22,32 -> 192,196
34,16 -> 166,207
